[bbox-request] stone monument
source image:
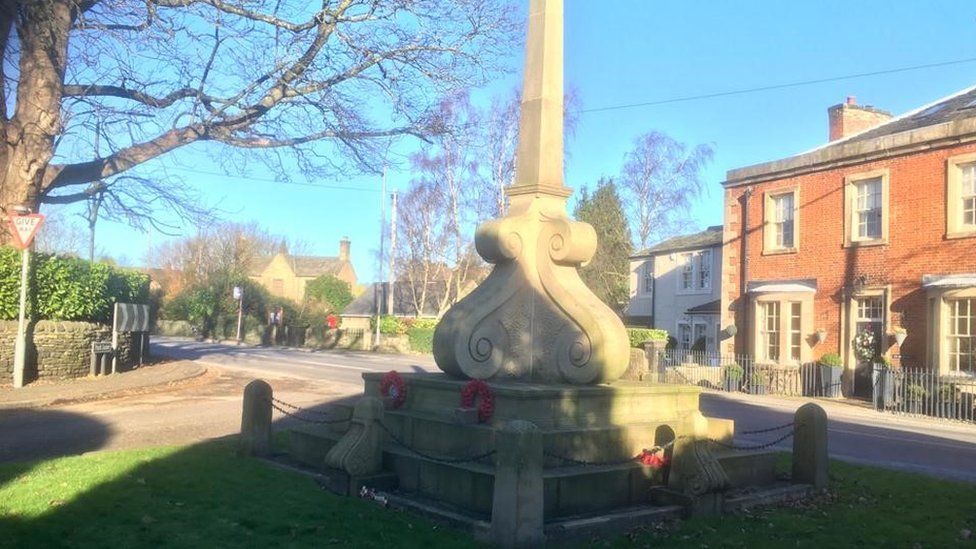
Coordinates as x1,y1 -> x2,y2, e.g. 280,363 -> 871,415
281,1 -> 819,544
433,0 -> 629,385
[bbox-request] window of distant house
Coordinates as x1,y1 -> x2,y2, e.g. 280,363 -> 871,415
679,253 -> 694,291
845,170 -> 889,246
764,191 -> 797,252
947,154 -> 976,238
698,250 -> 712,290
678,251 -> 711,293
272,278 -> 284,294
678,322 -> 692,350
762,302 -> 780,362
949,298 -> 976,373
855,178 -> 883,239
643,262 -> 654,294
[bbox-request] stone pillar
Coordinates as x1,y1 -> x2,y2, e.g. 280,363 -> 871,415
491,420 -> 544,547
240,379 -> 273,457
792,402 -> 828,489
643,339 -> 665,383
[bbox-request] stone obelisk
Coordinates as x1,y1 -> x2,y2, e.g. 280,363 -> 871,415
432,0 -> 629,385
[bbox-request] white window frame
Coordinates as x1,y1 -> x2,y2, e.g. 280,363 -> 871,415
677,250 -> 713,294
947,153 -> 976,239
948,297 -> 976,373
698,250 -> 712,291
764,188 -> 799,254
844,169 -> 890,247
642,261 -> 654,295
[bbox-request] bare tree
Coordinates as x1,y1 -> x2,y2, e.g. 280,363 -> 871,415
478,85 -> 582,219
394,180 -> 453,316
0,0 -> 519,239
33,207 -> 88,256
619,131 -> 713,250
408,92 -> 485,304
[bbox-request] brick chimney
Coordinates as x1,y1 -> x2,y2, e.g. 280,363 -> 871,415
828,96 -> 892,141
339,237 -> 350,262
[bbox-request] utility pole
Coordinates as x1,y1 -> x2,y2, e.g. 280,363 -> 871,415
387,190 -> 398,317
374,168 -> 387,347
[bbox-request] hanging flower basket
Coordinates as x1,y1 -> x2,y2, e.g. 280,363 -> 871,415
379,371 -> 407,409
460,379 -> 494,423
853,329 -> 876,362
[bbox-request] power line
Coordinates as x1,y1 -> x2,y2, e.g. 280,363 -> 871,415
582,56 -> 976,114
162,165 -> 382,193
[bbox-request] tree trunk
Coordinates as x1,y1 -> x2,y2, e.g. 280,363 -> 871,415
1,1 -> 72,230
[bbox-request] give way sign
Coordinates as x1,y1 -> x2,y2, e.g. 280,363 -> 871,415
7,213 -> 44,250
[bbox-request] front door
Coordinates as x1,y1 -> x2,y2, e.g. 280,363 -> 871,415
852,296 -> 884,398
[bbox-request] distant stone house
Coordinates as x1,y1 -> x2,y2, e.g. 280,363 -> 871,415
722,88 -> 976,396
626,226 -> 724,352
248,238 -> 357,303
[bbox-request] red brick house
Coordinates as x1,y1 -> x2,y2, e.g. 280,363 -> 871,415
721,88 -> 976,397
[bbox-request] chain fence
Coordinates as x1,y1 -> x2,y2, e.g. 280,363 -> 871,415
373,419 -> 498,465
267,397 -> 350,425
266,396 -> 797,467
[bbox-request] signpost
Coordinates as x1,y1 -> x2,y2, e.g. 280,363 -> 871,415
8,212 -> 44,388
112,302 -> 150,373
233,286 -> 243,344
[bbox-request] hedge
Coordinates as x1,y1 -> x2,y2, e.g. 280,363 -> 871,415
0,246 -> 149,323
407,327 -> 435,354
626,327 -> 669,348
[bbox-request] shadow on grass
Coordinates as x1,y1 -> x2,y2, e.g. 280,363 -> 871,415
0,436 -> 472,549
0,408 -> 113,488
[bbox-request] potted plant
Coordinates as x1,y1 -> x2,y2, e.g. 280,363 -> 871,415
936,384 -> 959,418
749,370 -> 767,395
906,383 -> 928,414
723,363 -> 744,392
818,352 -> 843,398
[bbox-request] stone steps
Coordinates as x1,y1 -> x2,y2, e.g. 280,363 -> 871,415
286,424 -> 778,520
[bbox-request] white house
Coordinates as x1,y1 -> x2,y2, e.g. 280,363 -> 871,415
625,226 -> 724,352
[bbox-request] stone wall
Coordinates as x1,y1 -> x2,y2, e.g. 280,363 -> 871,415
0,320 -> 139,383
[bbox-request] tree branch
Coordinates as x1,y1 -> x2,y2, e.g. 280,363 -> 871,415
62,84 -> 221,109
45,125 -> 206,190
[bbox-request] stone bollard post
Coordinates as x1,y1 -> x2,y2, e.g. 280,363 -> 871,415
792,402 -> 828,489
491,420 -> 544,547
643,339 -> 665,383
240,379 -> 273,457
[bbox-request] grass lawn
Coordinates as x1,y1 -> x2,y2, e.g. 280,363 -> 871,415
1,441 -> 975,548
0,439 -> 469,549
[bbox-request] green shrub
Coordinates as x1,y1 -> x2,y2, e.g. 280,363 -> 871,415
0,246 -> 149,323
626,327 -> 669,348
818,352 -> 843,368
407,327 -> 435,354
407,318 -> 439,330
304,274 -> 353,313
372,315 -> 406,335
724,363 -> 744,380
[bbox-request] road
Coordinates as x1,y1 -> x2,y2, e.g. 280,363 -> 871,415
2,337 -> 975,484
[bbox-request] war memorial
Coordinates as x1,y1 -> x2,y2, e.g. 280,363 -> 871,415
241,1 -> 828,545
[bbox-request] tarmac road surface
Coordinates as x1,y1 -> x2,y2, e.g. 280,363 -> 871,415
1,337 -> 974,485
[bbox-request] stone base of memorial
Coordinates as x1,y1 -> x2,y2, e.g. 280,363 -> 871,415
283,373 -> 814,541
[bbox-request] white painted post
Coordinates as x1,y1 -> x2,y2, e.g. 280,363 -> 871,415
12,248 -> 29,388
111,302 -> 119,374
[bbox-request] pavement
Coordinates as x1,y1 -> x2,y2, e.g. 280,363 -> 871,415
0,360 -> 208,410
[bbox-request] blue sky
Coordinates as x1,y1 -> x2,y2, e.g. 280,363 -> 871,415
53,0 -> 976,282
